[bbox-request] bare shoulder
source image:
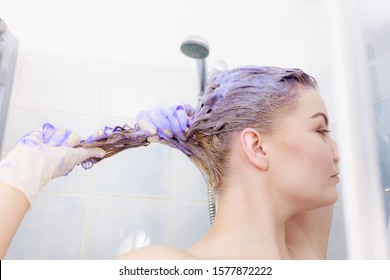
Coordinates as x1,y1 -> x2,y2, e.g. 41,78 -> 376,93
116,244 -> 196,260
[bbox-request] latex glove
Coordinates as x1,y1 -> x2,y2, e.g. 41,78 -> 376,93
0,123 -> 106,206
134,103 -> 194,142
84,126 -> 114,143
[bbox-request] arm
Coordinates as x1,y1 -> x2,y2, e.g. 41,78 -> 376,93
0,123 -> 105,259
0,181 -> 29,259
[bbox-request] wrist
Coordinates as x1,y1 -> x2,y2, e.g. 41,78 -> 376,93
0,166 -> 39,207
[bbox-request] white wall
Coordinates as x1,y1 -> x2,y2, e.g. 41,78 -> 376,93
1,0 -> 311,259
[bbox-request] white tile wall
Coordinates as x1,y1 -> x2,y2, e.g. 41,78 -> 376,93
106,0 -> 180,37
15,52 -> 102,113
177,0 -> 249,49
1,0 -> 342,259
246,0 -> 306,54
0,0 -> 32,23
6,193 -> 87,259
29,0 -> 107,28
173,150 -> 208,200
93,144 -> 173,197
84,196 -> 171,259
171,201 -> 210,249
99,31 -> 179,117
299,0 -> 330,50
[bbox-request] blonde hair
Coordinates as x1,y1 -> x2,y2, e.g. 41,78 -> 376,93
81,66 -> 317,192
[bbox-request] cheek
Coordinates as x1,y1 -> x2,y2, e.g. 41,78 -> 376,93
311,139 -> 335,172
269,132 -> 339,210
271,137 -> 334,189
271,140 -> 336,209
296,138 -> 334,179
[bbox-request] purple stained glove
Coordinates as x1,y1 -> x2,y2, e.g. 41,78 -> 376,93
84,126 -> 115,143
0,123 -> 106,206
135,103 -> 193,142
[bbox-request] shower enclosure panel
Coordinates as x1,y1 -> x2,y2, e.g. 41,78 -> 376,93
328,0 -> 390,259
0,19 -> 19,156
364,4 -> 390,245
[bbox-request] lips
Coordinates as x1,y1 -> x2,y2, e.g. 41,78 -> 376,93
331,172 -> 340,181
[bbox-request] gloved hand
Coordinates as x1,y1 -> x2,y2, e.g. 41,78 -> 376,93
82,104 -> 194,157
0,123 -> 106,206
135,103 -> 194,142
84,126 -> 115,143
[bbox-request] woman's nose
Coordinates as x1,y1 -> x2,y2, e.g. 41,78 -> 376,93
331,138 -> 340,164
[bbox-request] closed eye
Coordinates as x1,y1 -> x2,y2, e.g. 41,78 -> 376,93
317,129 -> 331,135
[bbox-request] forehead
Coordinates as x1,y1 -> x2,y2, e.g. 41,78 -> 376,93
275,86 -> 328,129
296,87 -> 327,116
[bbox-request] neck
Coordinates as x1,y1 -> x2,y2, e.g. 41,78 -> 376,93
188,178 -> 293,259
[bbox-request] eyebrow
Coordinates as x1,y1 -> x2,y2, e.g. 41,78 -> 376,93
311,112 -> 329,126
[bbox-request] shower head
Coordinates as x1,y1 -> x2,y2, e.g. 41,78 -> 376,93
180,36 -> 210,59
180,36 -> 210,100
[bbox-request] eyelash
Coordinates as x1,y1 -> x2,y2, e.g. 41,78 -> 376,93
317,129 -> 331,135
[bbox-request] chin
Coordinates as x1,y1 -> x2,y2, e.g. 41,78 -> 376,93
310,186 -> 339,209
323,187 -> 339,206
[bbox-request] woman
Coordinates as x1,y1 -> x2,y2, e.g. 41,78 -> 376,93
0,66 -> 339,259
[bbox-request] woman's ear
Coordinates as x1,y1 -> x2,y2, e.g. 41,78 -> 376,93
240,128 -> 269,171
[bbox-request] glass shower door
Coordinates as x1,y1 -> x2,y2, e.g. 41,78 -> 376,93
363,9 -> 390,242
327,0 -> 390,259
